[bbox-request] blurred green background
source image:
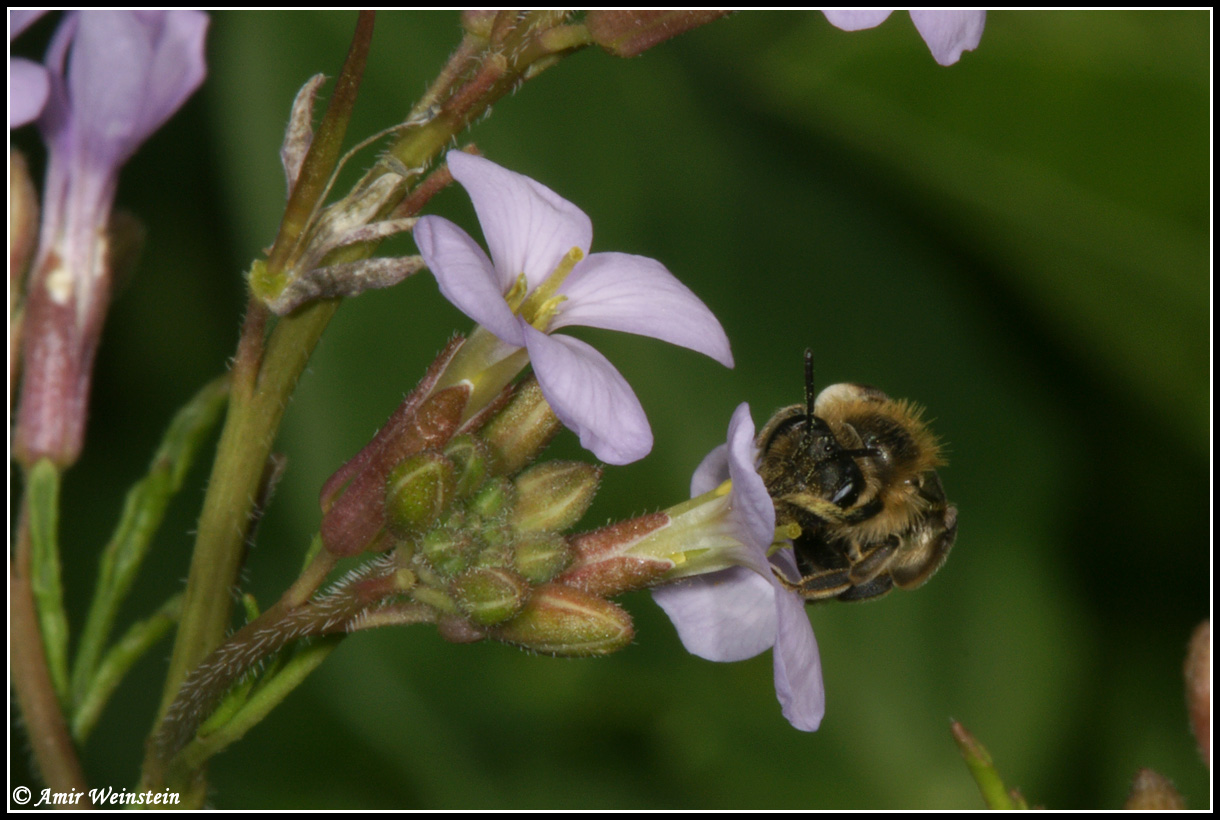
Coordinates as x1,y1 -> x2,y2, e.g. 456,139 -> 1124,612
11,11 -> 1210,809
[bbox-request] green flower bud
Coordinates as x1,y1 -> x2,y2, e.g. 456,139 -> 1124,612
513,532 -> 572,584
469,476 -> 514,520
444,434 -> 491,499
490,584 -> 634,657
451,567 -> 531,626
479,377 -> 562,475
586,11 -> 732,58
437,613 -> 485,645
419,526 -> 474,577
385,452 -> 455,538
510,461 -> 600,534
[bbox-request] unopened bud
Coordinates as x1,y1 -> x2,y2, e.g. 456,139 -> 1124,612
444,434 -> 491,499
451,567 -> 531,626
319,366 -> 469,556
511,461 -> 600,534
479,377 -> 562,475
586,11 -> 732,58
490,584 -> 634,657
1184,620 -> 1210,766
469,476 -> 513,520
460,10 -> 497,39
385,452 -> 455,538
514,532 -> 572,584
557,514 -> 673,597
420,526 -> 474,577
437,613 -> 485,644
1124,768 -> 1185,810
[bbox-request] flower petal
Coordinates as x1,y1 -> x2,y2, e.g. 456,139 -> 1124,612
67,11 -> 209,168
690,443 -> 728,497
725,403 -> 775,553
10,58 -> 50,128
769,550 -> 825,731
652,566 -> 777,662
522,325 -> 651,465
10,10 -> 49,38
446,151 -> 593,294
552,252 -> 733,367
822,10 -> 893,31
414,215 -> 525,345
909,10 -> 985,66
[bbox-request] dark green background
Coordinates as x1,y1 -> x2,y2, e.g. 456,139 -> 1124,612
11,11 -> 1210,809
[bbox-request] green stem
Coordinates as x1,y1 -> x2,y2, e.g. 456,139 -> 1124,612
11,500 -> 92,802
172,637 -> 341,785
72,595 -> 182,744
950,720 -> 1019,810
25,458 -> 70,706
71,376 -> 229,713
155,299 -> 339,727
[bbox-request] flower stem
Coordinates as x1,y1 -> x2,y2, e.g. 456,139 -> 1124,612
154,298 -> 339,728
10,499 -> 92,803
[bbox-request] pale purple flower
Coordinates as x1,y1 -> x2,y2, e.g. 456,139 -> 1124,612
10,10 -> 51,127
15,11 -> 209,467
414,151 -> 733,465
652,403 -> 825,731
823,10 -> 986,66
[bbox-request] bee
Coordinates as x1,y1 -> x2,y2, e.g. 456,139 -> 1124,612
756,351 -> 957,602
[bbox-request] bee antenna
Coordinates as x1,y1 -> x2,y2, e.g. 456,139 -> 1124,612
803,349 -> 816,422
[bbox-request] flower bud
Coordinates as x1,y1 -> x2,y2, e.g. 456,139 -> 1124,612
1184,620 -> 1210,766
557,514 -> 673,598
444,434 -> 491,499
586,11 -> 732,58
437,613 -> 485,644
490,584 -> 634,657
513,532 -> 572,584
385,452 -> 455,538
510,461 -> 600,534
319,361 -> 469,556
479,377 -> 562,475
1124,768 -> 1185,810
469,476 -> 514,520
451,567 -> 531,626
419,526 -> 474,577
460,10 -> 497,39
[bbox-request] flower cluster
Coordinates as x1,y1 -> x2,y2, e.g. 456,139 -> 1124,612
12,11 -> 209,468
415,151 -> 734,465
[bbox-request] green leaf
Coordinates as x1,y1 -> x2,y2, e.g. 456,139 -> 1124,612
72,595 -> 182,744
26,458 -> 70,706
70,377 -> 230,713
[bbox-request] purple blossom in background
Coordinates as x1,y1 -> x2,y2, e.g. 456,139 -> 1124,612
14,11 -> 209,467
652,403 -> 825,732
10,10 -> 51,127
823,9 -> 986,66
415,151 -> 733,465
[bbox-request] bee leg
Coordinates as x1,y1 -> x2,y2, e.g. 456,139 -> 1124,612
846,540 -> 897,586
835,574 -> 894,602
772,565 -> 853,601
890,505 -> 958,590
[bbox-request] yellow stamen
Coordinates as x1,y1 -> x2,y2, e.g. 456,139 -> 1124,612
504,272 -> 530,312
518,246 -> 584,329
